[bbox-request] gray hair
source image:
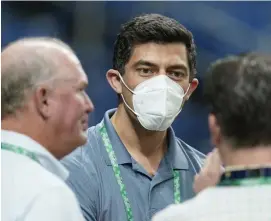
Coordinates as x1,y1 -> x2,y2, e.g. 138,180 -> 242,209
1,37 -> 75,118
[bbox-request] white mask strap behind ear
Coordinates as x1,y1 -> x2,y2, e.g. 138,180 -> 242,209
172,83 -> 191,118
120,94 -> 139,117
184,83 -> 191,97
118,73 -> 139,116
118,73 -> 135,94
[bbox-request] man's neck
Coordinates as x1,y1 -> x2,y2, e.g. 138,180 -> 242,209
111,105 -> 167,174
1,116 -> 54,156
221,145 -> 271,170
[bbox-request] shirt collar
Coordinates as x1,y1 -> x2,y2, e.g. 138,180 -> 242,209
1,130 -> 69,180
100,108 -> 188,170
101,109 -> 131,165
165,127 -> 189,170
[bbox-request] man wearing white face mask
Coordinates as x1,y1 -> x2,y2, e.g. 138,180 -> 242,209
62,14 -> 209,221
118,74 -> 190,131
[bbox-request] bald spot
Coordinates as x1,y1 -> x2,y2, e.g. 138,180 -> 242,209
1,39 -> 81,81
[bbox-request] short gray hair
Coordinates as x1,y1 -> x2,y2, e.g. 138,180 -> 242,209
1,37 -> 75,118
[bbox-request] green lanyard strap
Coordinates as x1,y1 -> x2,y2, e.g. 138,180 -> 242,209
219,177 -> 271,186
99,121 -> 181,221
1,142 -> 39,163
173,170 -> 181,203
218,168 -> 271,186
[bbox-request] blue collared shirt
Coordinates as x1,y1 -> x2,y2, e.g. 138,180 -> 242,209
62,109 -> 206,221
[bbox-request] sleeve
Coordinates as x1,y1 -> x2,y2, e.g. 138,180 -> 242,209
61,148 -> 99,221
21,186 -> 85,221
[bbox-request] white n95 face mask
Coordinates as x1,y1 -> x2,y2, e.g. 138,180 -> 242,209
119,74 -> 190,131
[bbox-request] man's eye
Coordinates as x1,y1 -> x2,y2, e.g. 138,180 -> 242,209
137,68 -> 154,75
167,71 -> 185,80
78,87 -> 86,92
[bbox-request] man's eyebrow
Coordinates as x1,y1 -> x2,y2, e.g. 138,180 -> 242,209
133,60 -> 188,69
167,64 -> 188,71
132,60 -> 159,68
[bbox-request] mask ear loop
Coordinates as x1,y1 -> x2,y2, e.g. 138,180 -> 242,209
173,83 -> 191,118
118,74 -> 139,117
118,74 -> 135,94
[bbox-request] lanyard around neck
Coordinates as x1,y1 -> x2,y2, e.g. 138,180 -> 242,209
218,167 -> 271,186
1,142 -> 40,163
99,121 -> 181,221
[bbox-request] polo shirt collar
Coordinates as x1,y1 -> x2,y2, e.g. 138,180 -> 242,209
100,109 -> 188,170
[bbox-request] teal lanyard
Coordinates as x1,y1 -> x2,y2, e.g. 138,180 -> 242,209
1,142 -> 40,163
218,168 -> 271,186
219,177 -> 271,186
99,121 -> 181,221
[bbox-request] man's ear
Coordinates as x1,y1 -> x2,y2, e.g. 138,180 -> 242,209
106,69 -> 123,94
208,114 -> 222,147
33,85 -> 52,119
185,78 -> 199,100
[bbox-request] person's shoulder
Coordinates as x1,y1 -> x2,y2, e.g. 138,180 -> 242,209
37,183 -> 81,207
154,186 -> 271,221
61,123 -> 106,183
3,150 -> 65,187
21,183 -> 84,221
25,160 -> 73,191
152,188 -> 212,221
176,138 -> 206,158
61,124 -> 103,166
2,151 -> 74,204
176,138 -> 206,161
175,137 -> 206,168
152,201 -> 193,221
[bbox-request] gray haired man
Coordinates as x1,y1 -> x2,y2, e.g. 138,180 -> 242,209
1,37 -> 94,221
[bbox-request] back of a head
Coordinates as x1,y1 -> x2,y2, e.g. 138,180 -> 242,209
113,13 -> 197,80
204,52 -> 271,149
1,37 -> 74,119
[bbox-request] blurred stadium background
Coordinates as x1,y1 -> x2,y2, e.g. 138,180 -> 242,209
2,1 -> 271,154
